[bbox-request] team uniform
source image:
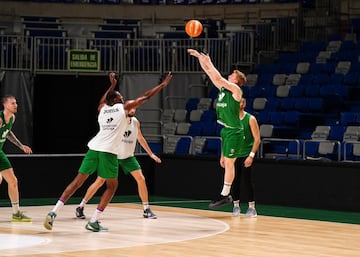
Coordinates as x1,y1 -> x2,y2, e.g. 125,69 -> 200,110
216,87 -> 244,158
117,117 -> 141,174
0,111 -> 14,171
232,111 -> 257,217
79,103 -> 127,179
239,112 -> 254,157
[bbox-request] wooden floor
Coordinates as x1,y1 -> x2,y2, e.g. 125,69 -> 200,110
0,203 -> 359,257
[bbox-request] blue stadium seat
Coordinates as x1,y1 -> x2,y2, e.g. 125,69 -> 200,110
307,97 -> 324,112
304,84 -> 320,97
256,110 -> 270,125
188,122 -> 203,137
269,111 -> 284,125
340,112 -> 358,126
280,97 -> 295,111
328,125 -> 346,141
201,137 -> 222,156
175,137 -> 193,154
201,121 -> 217,136
343,71 -> 359,86
200,110 -> 217,122
304,141 -> 320,158
288,84 -> 305,97
293,97 -> 309,112
283,111 -> 300,126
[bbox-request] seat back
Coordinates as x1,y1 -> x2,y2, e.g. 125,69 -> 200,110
252,97 -> 268,111
193,136 -> 206,155
311,125 -> 331,140
318,141 -> 335,155
176,122 -> 191,135
161,109 -> 175,123
162,122 -> 177,135
260,124 -> 274,138
276,85 -> 291,98
174,136 -> 193,154
189,109 -> 204,122
197,97 -> 212,110
163,136 -> 180,153
173,109 -> 187,123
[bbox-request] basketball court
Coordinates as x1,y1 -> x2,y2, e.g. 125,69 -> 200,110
0,203 -> 359,257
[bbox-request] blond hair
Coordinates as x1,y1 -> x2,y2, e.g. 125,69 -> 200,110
234,70 -> 247,86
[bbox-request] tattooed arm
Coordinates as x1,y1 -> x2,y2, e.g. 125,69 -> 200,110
7,131 -> 32,154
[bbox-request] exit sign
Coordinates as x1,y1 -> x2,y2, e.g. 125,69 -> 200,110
68,50 -> 100,72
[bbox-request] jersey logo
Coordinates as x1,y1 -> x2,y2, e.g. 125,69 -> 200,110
106,117 -> 113,123
2,129 -> 9,139
218,92 -> 225,101
123,130 -> 132,137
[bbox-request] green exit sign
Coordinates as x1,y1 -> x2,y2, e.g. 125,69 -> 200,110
68,50 -> 100,72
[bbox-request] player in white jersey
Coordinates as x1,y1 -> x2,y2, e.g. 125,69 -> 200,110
44,72 -> 172,232
75,108 -> 161,220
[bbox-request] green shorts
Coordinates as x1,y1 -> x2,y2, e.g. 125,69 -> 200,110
0,151 -> 12,172
78,149 -> 118,179
118,156 -> 141,175
220,127 -> 245,158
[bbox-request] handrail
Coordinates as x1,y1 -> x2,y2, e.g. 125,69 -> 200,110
303,139 -> 341,161
260,137 -> 301,159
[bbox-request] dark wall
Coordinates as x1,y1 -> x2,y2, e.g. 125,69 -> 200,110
0,155 -> 155,201
2,154 -> 360,212
154,156 -> 360,212
33,75 -> 110,153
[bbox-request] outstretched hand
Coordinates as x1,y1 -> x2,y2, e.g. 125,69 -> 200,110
161,72 -> 173,87
109,72 -> 117,86
187,49 -> 201,58
22,145 -> 32,154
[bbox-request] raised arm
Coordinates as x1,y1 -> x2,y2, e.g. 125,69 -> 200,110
97,72 -> 118,112
124,72 -> 173,111
188,49 -> 241,100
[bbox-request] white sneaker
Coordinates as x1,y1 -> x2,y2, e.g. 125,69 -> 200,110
232,206 -> 241,216
245,207 -> 257,217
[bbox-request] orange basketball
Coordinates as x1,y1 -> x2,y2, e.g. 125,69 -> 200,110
185,19 -> 203,38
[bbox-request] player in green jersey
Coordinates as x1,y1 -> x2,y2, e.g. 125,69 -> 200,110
232,98 -> 260,217
188,49 -> 247,208
0,95 -> 32,222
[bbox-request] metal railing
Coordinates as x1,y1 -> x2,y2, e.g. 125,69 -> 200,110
0,14 -> 305,74
0,35 -> 254,75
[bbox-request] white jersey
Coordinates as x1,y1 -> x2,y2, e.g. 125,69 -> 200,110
117,117 -> 138,159
87,103 -> 127,155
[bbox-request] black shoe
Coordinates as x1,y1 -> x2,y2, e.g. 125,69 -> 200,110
75,206 -> 86,219
209,195 -> 233,209
143,208 -> 157,219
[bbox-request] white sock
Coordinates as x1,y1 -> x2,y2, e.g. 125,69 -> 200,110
51,200 -> 64,213
220,183 -> 231,196
79,199 -> 87,208
143,202 -> 149,210
90,208 -> 102,223
11,202 -> 20,214
249,201 -> 255,209
233,200 -> 240,208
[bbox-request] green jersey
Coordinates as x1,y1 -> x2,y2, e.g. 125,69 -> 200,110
216,87 -> 242,129
216,87 -> 245,158
0,111 -> 13,150
239,112 -> 254,157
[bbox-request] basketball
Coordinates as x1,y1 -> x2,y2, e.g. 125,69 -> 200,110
185,20 -> 203,38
